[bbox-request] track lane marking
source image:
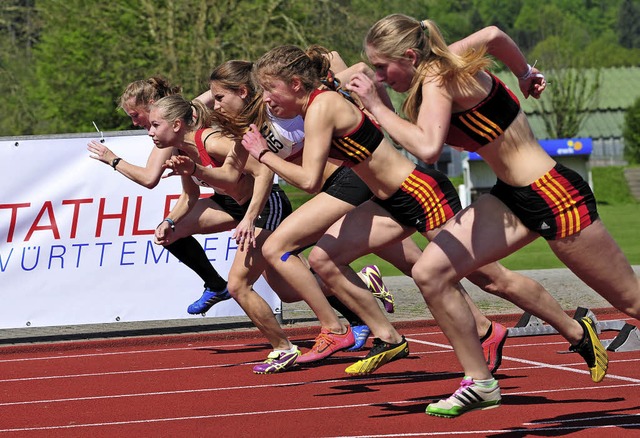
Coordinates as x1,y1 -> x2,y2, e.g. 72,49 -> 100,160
2,370 -> 638,407
0,341 -> 266,363
406,337 -> 640,383
1,398 -> 638,435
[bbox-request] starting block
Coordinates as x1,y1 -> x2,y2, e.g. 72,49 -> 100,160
507,306 -> 640,352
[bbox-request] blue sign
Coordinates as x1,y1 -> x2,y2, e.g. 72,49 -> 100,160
467,138 -> 592,161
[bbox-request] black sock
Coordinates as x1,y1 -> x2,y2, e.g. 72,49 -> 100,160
479,322 -> 493,343
165,236 -> 227,291
327,295 -> 364,327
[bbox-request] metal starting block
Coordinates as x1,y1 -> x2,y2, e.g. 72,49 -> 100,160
507,306 -> 640,352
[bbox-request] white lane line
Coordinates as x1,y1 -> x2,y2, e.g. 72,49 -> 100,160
0,364 -> 227,383
1,398 -> 638,435
1,334 -> 638,435
0,341 -> 263,363
0,374 -> 404,407
2,365 -> 638,408
0,400 -> 406,433
2,334 -> 638,387
406,337 -> 640,383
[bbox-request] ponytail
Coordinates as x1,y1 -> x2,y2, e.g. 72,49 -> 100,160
152,95 -> 212,131
254,44 -> 332,91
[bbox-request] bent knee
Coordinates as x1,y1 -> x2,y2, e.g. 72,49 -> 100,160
411,261 -> 456,298
467,264 -> 515,298
308,247 -> 333,276
468,272 -> 502,295
611,296 -> 640,321
226,276 -> 250,300
261,239 -> 288,265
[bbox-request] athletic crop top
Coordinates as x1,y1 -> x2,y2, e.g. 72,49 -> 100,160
445,73 -> 520,152
260,107 -> 305,161
308,89 -> 384,166
188,128 -> 224,188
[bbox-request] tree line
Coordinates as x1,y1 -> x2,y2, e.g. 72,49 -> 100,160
1,0 -> 639,138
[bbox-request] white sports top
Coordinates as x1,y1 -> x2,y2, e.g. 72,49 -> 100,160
261,107 -> 305,161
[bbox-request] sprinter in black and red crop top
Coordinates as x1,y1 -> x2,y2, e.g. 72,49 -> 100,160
305,89 -> 384,166
354,15 -> 638,413
445,73 -> 520,152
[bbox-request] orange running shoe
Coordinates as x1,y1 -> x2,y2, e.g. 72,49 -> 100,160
297,326 -> 355,363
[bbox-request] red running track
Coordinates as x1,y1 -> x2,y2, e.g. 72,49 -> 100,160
1,310 -> 639,437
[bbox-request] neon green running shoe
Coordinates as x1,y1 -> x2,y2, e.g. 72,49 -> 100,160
426,377 -> 501,418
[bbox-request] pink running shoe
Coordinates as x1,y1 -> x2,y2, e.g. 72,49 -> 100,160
481,322 -> 508,374
360,265 -> 395,313
297,326 -> 355,364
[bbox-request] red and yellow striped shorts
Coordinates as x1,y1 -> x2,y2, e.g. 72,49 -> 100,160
373,165 -> 461,233
490,163 -> 599,240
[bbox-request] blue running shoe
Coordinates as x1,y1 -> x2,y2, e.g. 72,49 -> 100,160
347,325 -> 371,351
187,287 -> 231,315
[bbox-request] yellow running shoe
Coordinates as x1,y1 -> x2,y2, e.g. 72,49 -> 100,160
345,336 -> 409,375
569,316 -> 608,383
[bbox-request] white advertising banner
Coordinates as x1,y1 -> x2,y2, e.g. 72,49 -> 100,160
0,132 -> 280,329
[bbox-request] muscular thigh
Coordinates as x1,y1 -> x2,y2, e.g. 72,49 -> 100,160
315,200 -> 410,265
173,198 -> 237,239
548,219 -> 638,298
421,195 -> 536,278
265,192 -> 354,253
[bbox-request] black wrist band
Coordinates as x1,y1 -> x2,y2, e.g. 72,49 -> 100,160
258,149 -> 271,163
111,157 -> 122,170
190,161 -> 197,175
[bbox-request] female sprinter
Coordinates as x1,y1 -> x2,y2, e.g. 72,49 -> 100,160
149,94 -> 304,374
87,77 -> 228,314
343,15 -> 626,416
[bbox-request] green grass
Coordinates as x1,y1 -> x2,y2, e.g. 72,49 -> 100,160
279,166 -> 640,275
281,183 -> 313,211
592,166 -> 638,205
